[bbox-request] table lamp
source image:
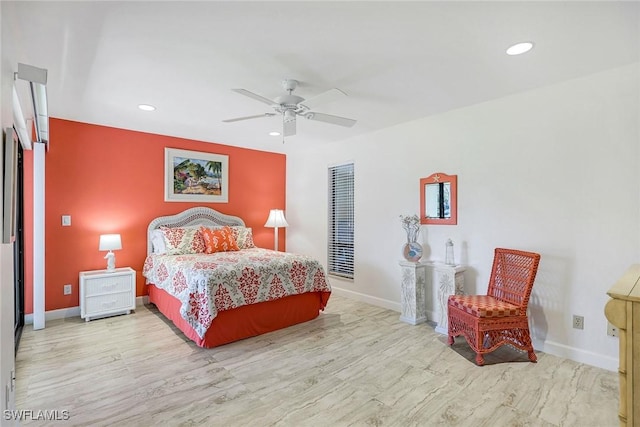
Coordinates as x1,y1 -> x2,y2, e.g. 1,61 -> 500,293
99,234 -> 122,271
264,209 -> 288,251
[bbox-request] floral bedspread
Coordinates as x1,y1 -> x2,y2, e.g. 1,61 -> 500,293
142,248 -> 332,338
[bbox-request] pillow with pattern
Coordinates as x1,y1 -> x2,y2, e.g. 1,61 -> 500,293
160,226 -> 205,255
151,229 -> 167,254
231,226 -> 256,249
200,226 -> 239,253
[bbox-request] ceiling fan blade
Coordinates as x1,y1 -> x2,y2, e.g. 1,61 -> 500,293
301,88 -> 347,109
304,112 -> 356,127
222,112 -> 276,123
283,116 -> 296,137
231,88 -> 275,106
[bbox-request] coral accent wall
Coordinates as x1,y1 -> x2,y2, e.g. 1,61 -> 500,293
24,118 -> 286,313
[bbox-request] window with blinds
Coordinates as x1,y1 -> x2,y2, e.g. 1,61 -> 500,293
328,162 -> 354,279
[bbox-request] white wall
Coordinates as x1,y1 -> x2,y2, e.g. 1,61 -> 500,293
287,63 -> 640,371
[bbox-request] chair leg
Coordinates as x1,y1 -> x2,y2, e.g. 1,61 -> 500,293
447,335 -> 454,345
475,353 -> 485,366
522,327 -> 537,363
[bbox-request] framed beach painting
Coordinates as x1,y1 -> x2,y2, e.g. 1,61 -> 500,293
165,148 -> 229,203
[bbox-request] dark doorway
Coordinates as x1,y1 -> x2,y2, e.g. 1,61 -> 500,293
14,144 -> 24,353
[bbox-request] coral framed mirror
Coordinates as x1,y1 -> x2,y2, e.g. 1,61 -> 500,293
420,172 -> 457,225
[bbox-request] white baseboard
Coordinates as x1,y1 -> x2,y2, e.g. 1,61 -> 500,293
24,306 -> 80,324
330,286 -> 401,313
24,296 -> 149,325
533,338 -> 618,372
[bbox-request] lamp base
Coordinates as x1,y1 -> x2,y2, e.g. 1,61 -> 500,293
273,226 -> 278,251
104,251 -> 116,271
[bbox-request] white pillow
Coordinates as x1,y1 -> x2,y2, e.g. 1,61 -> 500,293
151,229 -> 167,254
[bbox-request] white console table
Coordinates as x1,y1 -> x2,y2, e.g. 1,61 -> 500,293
426,262 -> 466,335
398,260 -> 429,325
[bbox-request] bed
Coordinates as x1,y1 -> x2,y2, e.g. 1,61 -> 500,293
142,207 -> 332,348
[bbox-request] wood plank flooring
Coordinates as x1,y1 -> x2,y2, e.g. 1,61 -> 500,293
15,295 -> 618,426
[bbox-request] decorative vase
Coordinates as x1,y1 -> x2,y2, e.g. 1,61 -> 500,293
400,214 -> 423,262
403,241 -> 423,262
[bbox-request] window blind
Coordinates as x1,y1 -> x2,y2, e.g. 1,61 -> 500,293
328,162 -> 354,279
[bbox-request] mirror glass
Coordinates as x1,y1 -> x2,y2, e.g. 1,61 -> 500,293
420,173 -> 457,225
425,182 -> 451,219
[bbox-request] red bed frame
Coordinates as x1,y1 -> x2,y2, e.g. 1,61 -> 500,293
148,284 -> 330,348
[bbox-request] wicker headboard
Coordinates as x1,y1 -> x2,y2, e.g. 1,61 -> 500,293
147,207 -> 245,255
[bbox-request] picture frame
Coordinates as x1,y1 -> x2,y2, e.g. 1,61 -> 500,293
165,148 -> 229,203
3,127 -> 18,243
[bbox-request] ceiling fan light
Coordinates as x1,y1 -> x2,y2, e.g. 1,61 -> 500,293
283,110 -> 296,122
269,131 -> 281,136
506,42 -> 534,56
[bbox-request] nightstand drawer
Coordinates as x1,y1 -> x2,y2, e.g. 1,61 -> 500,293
84,274 -> 133,296
84,291 -> 134,314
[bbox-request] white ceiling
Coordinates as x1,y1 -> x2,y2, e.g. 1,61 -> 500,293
2,1 -> 639,154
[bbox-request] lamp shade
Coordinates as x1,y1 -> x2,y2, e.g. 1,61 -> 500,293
264,209 -> 289,228
99,234 -> 122,251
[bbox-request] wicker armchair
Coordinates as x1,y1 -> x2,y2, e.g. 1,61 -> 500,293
447,248 -> 541,366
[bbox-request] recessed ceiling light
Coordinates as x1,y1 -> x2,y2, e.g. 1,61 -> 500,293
269,131 -> 281,136
506,42 -> 534,56
138,104 -> 156,111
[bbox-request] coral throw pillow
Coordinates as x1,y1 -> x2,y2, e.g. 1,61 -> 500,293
200,226 -> 239,253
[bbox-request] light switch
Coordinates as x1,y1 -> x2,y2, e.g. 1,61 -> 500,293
62,215 -> 71,226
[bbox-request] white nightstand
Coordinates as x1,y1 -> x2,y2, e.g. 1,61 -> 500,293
80,267 -> 136,321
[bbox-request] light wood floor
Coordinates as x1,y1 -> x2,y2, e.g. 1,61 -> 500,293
16,295 -> 618,426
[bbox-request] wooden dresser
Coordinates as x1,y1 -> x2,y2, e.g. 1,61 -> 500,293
605,264 -> 640,427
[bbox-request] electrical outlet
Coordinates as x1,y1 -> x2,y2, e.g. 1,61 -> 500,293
607,322 -> 619,337
573,315 -> 584,330
63,284 -> 72,295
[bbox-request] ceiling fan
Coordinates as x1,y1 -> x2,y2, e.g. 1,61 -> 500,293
223,79 -> 357,137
